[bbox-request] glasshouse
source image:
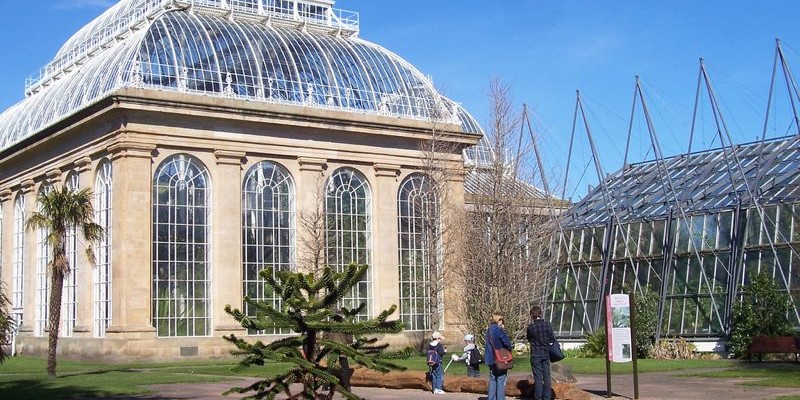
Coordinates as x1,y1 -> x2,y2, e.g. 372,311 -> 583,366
0,0 -> 488,361
548,133 -> 800,350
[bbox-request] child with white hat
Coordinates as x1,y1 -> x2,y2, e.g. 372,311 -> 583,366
427,331 -> 447,394
451,333 -> 482,377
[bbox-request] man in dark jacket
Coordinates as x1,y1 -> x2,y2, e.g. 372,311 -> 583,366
526,305 -> 556,400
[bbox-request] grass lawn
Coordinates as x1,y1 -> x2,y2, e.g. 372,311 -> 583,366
0,357 -> 260,400
2,355 -> 799,399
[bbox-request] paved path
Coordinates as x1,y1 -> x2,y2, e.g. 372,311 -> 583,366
101,370 -> 800,400
574,369 -> 800,400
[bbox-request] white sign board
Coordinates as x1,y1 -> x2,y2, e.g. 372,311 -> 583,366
606,294 -> 633,363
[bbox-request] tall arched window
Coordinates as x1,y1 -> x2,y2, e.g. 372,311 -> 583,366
35,184 -> 53,337
94,160 -> 113,337
397,173 -> 439,331
325,168 -> 371,319
242,161 -> 295,334
12,194 -> 24,327
152,154 -> 211,337
61,173 -> 80,337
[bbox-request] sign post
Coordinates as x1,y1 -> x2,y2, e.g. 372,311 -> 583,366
604,293 -> 639,399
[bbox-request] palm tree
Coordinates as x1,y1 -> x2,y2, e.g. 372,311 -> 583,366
0,283 -> 13,364
26,186 -> 103,377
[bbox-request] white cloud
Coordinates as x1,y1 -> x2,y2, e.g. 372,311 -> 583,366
53,0 -> 115,10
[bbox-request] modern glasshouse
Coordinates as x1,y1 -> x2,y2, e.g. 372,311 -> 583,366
548,133 -> 800,350
0,0 -> 493,361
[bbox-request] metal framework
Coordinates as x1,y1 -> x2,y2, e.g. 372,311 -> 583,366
62,173 -> 80,337
242,160 -> 295,335
12,195 -> 24,327
94,160 -> 113,338
152,154 -> 212,337
549,49 -> 800,340
34,184 -> 52,337
325,167 -> 371,319
397,173 -> 438,331
0,0 -> 482,154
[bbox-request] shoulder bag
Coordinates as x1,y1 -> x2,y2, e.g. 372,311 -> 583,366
549,339 -> 565,362
490,329 -> 514,370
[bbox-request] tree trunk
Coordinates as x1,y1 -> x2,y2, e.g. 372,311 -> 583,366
47,267 -> 64,378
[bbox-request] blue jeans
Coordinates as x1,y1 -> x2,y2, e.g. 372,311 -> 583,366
530,356 -> 552,400
487,364 -> 508,400
430,363 -> 444,392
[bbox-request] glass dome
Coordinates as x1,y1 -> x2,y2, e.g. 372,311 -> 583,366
0,0 -> 482,152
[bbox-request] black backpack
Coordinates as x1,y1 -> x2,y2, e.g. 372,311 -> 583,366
468,347 -> 483,365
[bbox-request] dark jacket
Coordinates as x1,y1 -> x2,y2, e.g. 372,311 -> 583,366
484,323 -> 512,365
526,318 -> 556,358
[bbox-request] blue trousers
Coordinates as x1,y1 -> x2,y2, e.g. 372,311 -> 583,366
530,355 -> 552,400
487,364 -> 508,400
429,363 -> 443,392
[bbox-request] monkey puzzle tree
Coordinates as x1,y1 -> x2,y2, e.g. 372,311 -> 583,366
224,263 -> 408,400
26,187 -> 103,377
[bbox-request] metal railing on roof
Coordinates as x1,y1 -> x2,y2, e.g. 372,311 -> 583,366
25,0 -> 359,96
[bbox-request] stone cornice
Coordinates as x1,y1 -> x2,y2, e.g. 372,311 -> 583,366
21,179 -> 36,194
0,188 -> 11,203
74,156 -> 93,172
214,150 -> 245,166
374,163 -> 401,178
108,142 -> 156,160
298,157 -> 327,172
46,168 -> 63,182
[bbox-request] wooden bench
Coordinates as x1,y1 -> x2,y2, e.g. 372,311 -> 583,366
748,335 -> 800,362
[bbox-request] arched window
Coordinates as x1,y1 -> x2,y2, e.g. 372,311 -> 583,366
94,160 -> 112,337
325,168 -> 371,319
152,154 -> 211,337
61,173 -> 80,337
397,173 -> 438,331
35,184 -> 53,337
242,161 -> 295,334
12,194 -> 24,327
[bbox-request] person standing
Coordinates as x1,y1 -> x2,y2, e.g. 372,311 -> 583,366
427,331 -> 447,394
526,305 -> 556,400
485,313 -> 512,400
451,333 -> 481,377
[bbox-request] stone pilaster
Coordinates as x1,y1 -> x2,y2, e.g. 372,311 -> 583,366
442,166 -> 467,330
295,157 -> 327,274
212,150 -> 246,336
105,143 -> 157,338
371,163 -> 401,318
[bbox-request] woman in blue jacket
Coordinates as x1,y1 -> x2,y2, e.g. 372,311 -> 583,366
485,312 -> 512,400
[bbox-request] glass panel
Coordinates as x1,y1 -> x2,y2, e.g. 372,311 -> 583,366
242,161 -> 295,335
152,154 -> 211,337
325,168 -> 371,319
397,173 -> 438,331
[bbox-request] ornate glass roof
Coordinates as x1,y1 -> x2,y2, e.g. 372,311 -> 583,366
0,0 -> 483,152
562,134 -> 800,228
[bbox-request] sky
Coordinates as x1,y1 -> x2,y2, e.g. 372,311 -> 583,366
1,1 -> 799,199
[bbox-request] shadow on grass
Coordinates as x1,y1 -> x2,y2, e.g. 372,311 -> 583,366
0,373 -> 176,400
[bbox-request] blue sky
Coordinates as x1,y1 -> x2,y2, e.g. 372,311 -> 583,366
1,1 -> 799,199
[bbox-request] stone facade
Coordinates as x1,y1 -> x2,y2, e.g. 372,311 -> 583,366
0,87 -> 479,361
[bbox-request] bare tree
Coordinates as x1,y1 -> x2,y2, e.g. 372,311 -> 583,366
412,113 -> 464,337
298,173 -> 328,274
450,80 -> 563,344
